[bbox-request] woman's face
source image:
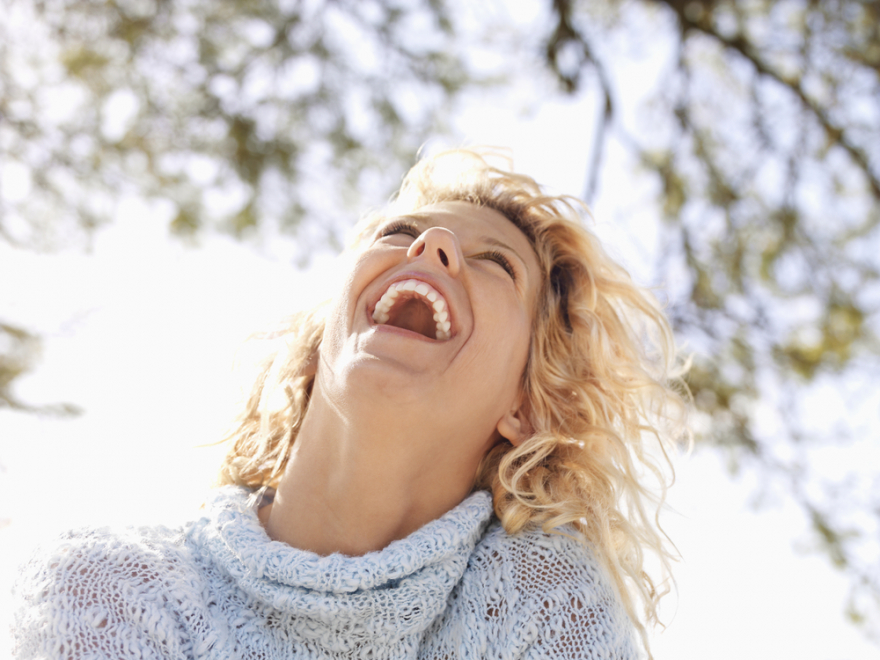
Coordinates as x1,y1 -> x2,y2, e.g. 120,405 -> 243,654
318,200 -> 541,451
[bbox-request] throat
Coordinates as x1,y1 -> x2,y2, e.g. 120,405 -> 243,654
261,393 -> 480,555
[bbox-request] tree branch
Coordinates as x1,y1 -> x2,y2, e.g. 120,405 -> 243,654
658,0 -> 880,200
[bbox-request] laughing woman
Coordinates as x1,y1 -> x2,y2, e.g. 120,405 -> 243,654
13,150 -> 686,659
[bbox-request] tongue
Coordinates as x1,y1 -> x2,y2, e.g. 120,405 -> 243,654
386,297 -> 437,339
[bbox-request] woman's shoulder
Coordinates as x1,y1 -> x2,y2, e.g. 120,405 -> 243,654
436,518 -> 640,659
16,520 -> 196,588
472,519 -> 618,597
13,520 -> 204,621
12,521 -> 211,659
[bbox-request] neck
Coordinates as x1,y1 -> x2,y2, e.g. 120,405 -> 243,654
260,390 -> 490,556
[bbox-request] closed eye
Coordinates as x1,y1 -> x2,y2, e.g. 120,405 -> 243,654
475,250 -> 516,280
377,220 -> 420,240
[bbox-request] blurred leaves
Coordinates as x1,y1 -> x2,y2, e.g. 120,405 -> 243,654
1,0 -> 478,250
0,322 -> 80,416
0,323 -> 38,408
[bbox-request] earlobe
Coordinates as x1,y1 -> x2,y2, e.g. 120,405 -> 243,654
496,407 -> 530,447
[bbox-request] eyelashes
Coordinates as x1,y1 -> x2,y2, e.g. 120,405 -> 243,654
376,221 -> 517,281
378,220 -> 420,239
476,250 -> 516,280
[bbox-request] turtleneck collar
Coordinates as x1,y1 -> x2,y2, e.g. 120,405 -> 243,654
187,486 -> 494,658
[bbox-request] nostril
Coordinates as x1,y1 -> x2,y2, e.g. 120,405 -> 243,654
438,248 -> 449,267
415,243 -> 425,257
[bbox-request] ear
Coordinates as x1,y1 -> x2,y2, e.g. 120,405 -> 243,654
496,402 -> 531,447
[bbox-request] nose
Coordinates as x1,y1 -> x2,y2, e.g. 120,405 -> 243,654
406,227 -> 461,277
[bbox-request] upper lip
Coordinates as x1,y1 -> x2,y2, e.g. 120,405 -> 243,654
368,269 -> 459,337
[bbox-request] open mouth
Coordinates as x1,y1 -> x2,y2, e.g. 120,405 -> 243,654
372,279 -> 451,340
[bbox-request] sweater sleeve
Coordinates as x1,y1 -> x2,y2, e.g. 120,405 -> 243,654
12,525 -> 219,660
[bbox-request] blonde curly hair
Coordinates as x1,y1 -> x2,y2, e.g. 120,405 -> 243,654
216,149 -> 688,654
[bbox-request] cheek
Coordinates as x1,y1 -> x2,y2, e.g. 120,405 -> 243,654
498,307 -> 533,391
473,303 -> 532,377
345,251 -> 381,293
320,256 -> 374,348
329,251 -> 390,319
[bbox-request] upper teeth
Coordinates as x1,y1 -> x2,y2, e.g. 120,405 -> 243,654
372,278 -> 452,340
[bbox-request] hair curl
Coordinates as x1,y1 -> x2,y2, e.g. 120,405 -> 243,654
216,149 -> 688,655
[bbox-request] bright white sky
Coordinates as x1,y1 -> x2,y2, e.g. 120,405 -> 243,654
1,5 -> 878,659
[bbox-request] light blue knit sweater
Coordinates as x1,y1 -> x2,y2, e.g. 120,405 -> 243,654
13,487 -> 638,659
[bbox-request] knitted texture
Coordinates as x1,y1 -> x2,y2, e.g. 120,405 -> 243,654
13,488 -> 638,659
